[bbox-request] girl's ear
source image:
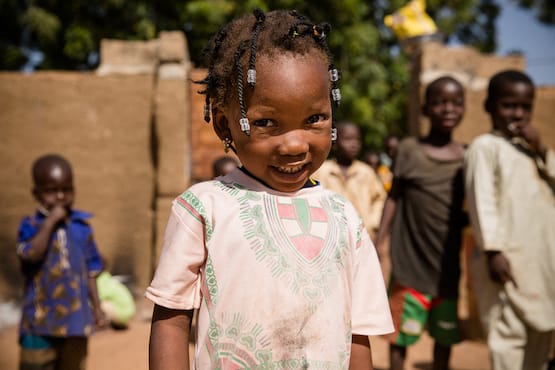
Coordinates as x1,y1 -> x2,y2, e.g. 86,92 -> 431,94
212,105 -> 232,141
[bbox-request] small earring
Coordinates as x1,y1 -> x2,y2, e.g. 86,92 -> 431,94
223,137 -> 232,153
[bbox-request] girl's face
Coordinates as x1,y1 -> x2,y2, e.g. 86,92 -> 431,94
335,124 -> 362,162
423,81 -> 465,133
33,164 -> 74,211
488,81 -> 534,137
215,53 -> 333,192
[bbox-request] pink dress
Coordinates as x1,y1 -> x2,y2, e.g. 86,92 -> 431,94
146,169 -> 393,369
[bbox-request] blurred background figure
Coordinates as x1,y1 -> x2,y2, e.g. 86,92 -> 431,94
363,150 -> 381,172
465,70 -> 555,370
313,120 -> 386,241
380,134 -> 400,171
377,76 -> 468,370
17,154 -> 106,370
212,155 -> 240,178
378,135 -> 401,193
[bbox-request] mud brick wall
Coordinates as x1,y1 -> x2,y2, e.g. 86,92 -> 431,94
0,72 -> 155,298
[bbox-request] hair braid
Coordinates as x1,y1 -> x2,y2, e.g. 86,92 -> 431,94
234,41 -> 250,135
247,9 -> 265,87
196,9 -> 340,140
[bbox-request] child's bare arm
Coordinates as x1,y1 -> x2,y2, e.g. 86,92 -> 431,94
149,304 -> 193,370
349,335 -> 373,370
375,197 -> 397,260
88,276 -> 108,328
23,205 -> 67,262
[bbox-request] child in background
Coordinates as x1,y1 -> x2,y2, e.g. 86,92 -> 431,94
212,155 -> 240,178
363,150 -> 381,172
147,9 -> 393,370
376,76 -> 467,370
314,120 -> 386,241
465,70 -> 555,370
16,154 -> 106,370
377,135 -> 400,193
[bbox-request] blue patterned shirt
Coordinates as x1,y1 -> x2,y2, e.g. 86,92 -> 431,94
17,209 -> 103,338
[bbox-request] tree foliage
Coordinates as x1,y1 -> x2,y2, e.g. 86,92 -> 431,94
0,0 -> 501,150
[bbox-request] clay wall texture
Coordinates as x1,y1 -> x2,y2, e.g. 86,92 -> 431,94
0,36 -> 553,302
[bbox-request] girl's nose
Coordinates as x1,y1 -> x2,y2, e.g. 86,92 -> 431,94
56,190 -> 65,199
278,130 -> 309,156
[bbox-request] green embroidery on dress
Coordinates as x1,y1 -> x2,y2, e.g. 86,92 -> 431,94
205,256 -> 218,305
179,191 -> 214,242
214,179 -> 245,197
292,198 -> 311,233
205,312 -> 275,368
235,189 -> 350,311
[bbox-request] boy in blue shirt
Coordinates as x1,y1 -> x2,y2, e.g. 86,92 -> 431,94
17,154 -> 106,370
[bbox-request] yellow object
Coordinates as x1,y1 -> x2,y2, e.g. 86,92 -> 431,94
384,0 -> 438,40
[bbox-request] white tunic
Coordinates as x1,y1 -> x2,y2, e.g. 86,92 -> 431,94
465,132 -> 555,332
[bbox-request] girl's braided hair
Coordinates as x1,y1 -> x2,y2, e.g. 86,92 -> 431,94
197,9 -> 341,139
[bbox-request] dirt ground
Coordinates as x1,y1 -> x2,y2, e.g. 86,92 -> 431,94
0,300 -> 492,370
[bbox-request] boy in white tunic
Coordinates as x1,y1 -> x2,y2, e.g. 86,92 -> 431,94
146,9 -> 393,370
465,70 -> 555,370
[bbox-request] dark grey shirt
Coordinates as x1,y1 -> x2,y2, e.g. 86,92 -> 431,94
390,137 -> 466,298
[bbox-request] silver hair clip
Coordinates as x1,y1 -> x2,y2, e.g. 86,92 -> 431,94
247,69 -> 256,85
331,88 -> 341,104
329,69 -> 339,82
240,117 -> 251,136
331,127 -> 337,142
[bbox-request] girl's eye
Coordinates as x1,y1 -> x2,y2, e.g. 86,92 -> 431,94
307,114 -> 325,124
252,119 -> 274,128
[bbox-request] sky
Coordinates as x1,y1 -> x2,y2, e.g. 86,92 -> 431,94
495,0 -> 555,86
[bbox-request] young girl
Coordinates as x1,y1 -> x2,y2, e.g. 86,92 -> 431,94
146,9 -> 393,370
376,76 -> 467,370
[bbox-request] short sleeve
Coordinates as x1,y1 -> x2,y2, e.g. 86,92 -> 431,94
392,138 -> 411,179
16,216 -> 38,259
83,229 -> 103,277
145,199 -> 207,310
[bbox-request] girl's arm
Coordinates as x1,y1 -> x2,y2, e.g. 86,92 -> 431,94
149,304 -> 193,370
349,334 -> 373,370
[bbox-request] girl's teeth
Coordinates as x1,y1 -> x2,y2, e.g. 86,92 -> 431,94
278,165 -> 302,173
